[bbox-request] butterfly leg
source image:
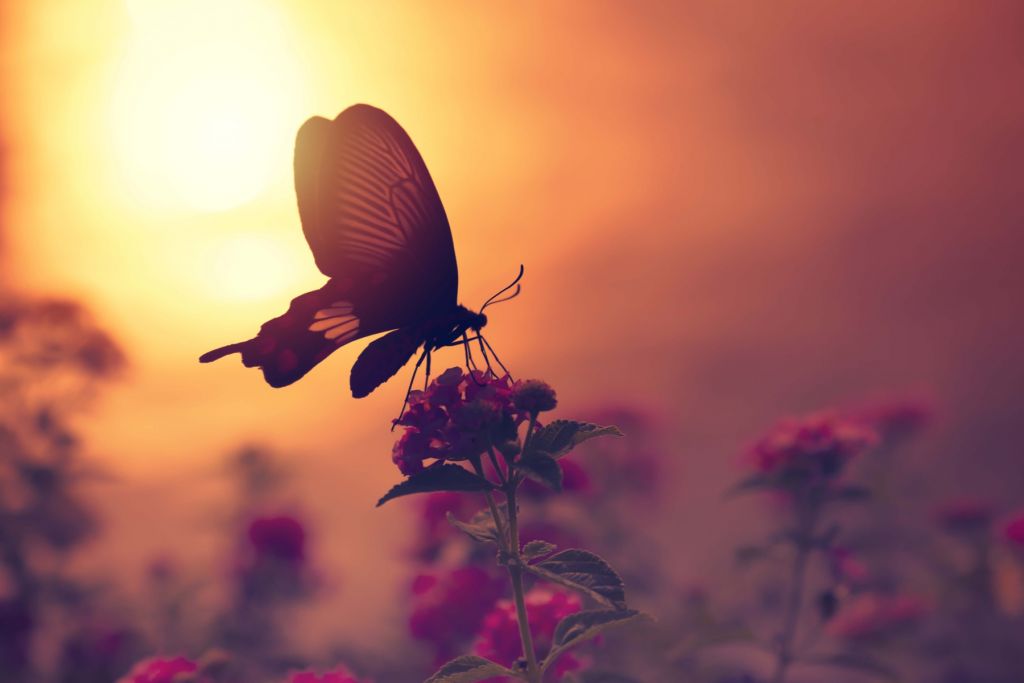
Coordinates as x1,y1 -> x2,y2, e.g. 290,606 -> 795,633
481,335 -> 512,380
423,348 -> 432,391
392,346 -> 428,430
477,336 -> 494,378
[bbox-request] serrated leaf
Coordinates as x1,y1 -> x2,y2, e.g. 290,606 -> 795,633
424,655 -> 517,683
527,549 -> 626,608
543,610 -> 646,676
553,608 -> 644,649
803,652 -> 899,681
447,511 -> 499,544
522,539 -> 556,561
527,420 -> 623,460
377,463 -> 495,507
518,451 -> 563,490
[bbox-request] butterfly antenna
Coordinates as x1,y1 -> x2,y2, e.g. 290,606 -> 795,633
481,335 -> 512,379
480,264 -> 525,312
482,284 -> 521,310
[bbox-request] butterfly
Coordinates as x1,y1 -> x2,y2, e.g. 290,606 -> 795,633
199,104 -> 520,400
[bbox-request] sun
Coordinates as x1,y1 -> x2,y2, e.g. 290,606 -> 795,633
110,0 -> 307,212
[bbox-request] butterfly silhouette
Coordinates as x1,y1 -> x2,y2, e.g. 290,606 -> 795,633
199,104 -> 520,399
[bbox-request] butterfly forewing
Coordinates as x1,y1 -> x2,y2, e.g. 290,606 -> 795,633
294,104 -> 458,319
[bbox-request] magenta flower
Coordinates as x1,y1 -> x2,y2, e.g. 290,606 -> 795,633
473,588 -> 584,681
747,411 -> 878,483
827,547 -> 870,587
826,593 -> 928,640
851,397 -> 932,442
1002,510 -> 1024,547
247,515 -> 307,565
287,667 -> 367,683
510,379 -> 558,414
520,457 -> 592,500
933,497 -> 994,534
410,566 -> 506,663
392,368 -> 523,474
117,656 -> 198,683
411,492 -> 484,560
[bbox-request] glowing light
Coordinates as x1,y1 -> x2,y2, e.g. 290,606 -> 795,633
110,0 -> 307,211
203,232 -> 306,302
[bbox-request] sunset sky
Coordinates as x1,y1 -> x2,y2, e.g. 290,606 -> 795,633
2,0 -> 1023,650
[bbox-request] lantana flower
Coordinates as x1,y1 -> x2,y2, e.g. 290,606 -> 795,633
286,667 -> 367,683
826,593 -> 928,640
392,369 -> 524,475
473,588 -> 584,681
117,656 -> 199,683
409,566 -> 506,663
747,411 -> 878,485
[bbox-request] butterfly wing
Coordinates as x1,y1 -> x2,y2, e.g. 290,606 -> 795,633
201,105 -> 458,392
294,104 -> 458,320
350,326 -> 426,398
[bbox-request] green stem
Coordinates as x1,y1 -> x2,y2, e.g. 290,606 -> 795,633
506,484 -> 541,682
771,499 -> 818,683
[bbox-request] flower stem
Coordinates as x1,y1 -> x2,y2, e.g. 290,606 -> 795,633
771,501 -> 818,683
506,484 -> 541,682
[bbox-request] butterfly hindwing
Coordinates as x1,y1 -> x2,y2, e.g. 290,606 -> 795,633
350,326 -> 425,399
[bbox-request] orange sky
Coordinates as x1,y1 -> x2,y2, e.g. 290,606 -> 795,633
3,0 -> 1024,650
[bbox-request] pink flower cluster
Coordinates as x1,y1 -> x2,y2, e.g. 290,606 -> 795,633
248,515 -> 307,565
409,566 -> 506,663
473,588 -> 583,681
827,593 -> 928,640
1004,510 -> 1024,547
117,656 -> 198,683
392,369 -> 520,475
286,667 -> 367,683
748,412 -> 878,482
392,369 -> 557,475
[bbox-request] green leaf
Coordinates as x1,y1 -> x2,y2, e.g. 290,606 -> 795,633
803,652 -> 899,681
527,420 -> 623,459
518,451 -> 563,490
526,549 -> 626,608
447,510 -> 499,544
377,463 -> 495,507
543,609 -> 646,675
424,655 -> 517,683
522,539 -> 557,561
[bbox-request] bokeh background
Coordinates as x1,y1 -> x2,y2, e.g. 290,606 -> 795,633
2,1 -> 1023,680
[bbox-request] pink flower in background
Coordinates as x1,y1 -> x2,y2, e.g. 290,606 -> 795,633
248,515 -> 306,565
287,667 -> 367,683
851,397 -> 932,442
410,566 -> 506,662
392,369 -> 523,474
474,588 -> 584,681
117,656 -> 198,683
827,593 -> 928,640
748,412 -> 878,481
933,497 -> 993,533
1002,510 -> 1024,547
412,492 -> 483,560
520,457 -> 592,499
827,547 -> 871,587
518,520 -> 584,554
